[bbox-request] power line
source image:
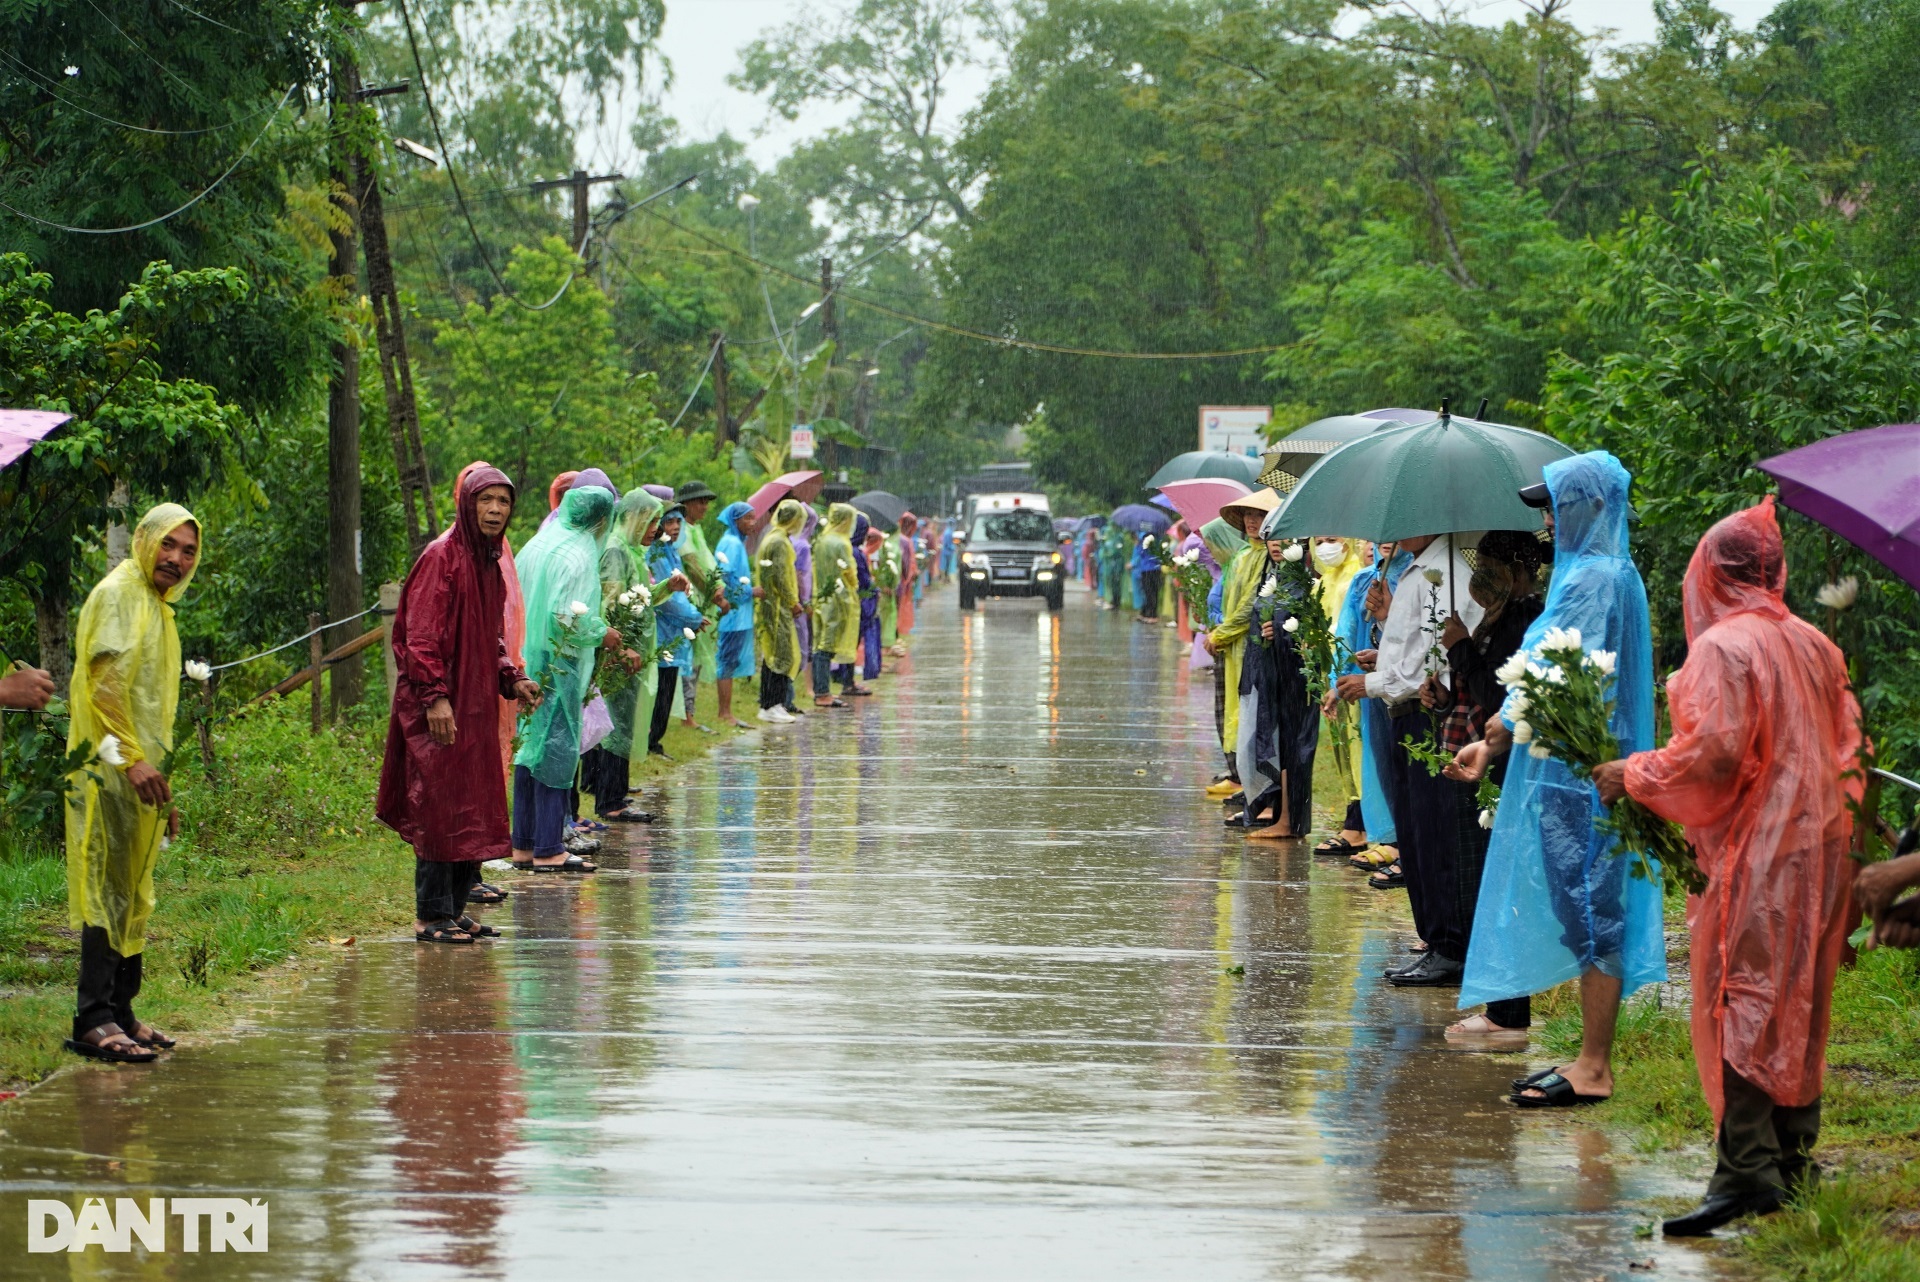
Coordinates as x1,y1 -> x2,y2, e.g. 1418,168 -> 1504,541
0,48 -> 280,136
0,82 -> 297,235
668,334 -> 723,431
631,204 -> 1295,362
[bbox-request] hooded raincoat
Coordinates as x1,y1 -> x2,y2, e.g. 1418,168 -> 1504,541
1339,545 -> 1412,845
1313,538 -> 1370,811
436,462 -> 525,781
678,509 -> 722,676
599,488 -> 665,761
648,515 -> 704,672
895,513 -> 919,638
377,467 -> 528,863
1209,542 -> 1266,752
1200,519 -> 1247,627
755,500 -> 806,679
714,502 -> 756,638
65,504 -> 199,956
513,486 -> 615,788
1624,499 -> 1860,1117
814,503 -> 861,663
1234,551 -> 1319,834
1461,451 -> 1664,1008
793,507 -> 817,658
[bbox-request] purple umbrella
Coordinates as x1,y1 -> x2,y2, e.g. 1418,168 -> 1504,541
1110,503 -> 1173,535
1756,423 -> 1920,591
0,410 -> 71,468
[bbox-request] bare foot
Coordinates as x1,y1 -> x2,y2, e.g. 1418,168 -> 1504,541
1446,1013 -> 1529,1045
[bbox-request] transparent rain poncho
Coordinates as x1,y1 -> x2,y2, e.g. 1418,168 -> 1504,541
513,486 -> 614,788
1461,451 -> 1666,1008
1624,499 -> 1860,1117
1313,538 -> 1369,809
813,503 -> 861,664
755,499 -> 807,680
599,488 -> 664,762
65,503 -> 198,955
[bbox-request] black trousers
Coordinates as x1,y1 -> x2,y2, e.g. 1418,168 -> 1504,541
760,665 -> 792,710
1139,568 -> 1163,617
1710,1062 -> 1821,1197
811,650 -> 833,698
415,858 -> 484,924
74,925 -> 143,1041
1385,714 -> 1471,960
647,664 -> 678,752
582,746 -> 629,815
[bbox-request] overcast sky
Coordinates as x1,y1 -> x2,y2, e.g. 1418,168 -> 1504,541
641,0 -> 1789,169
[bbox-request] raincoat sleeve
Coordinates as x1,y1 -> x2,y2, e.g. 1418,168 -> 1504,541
1208,551 -> 1257,649
394,559 -> 457,708
1621,633 -> 1754,832
77,586 -> 152,765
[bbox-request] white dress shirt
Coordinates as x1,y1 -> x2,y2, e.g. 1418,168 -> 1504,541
1363,537 -> 1486,704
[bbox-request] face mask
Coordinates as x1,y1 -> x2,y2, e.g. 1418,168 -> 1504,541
1314,542 -> 1345,565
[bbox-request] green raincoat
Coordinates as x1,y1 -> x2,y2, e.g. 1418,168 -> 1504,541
65,503 -> 198,957
755,499 -> 806,679
599,488 -> 664,761
813,503 -> 861,664
514,486 -> 614,788
680,518 -> 721,676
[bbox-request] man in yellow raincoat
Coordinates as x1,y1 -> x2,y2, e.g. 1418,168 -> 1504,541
64,503 -> 200,1063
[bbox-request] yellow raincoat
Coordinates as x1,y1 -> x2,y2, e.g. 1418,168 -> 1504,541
66,504 -> 199,956
1208,546 -> 1266,753
1312,538 -> 1369,809
813,503 -> 861,664
755,499 -> 806,679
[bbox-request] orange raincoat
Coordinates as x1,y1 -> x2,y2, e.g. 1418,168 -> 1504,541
1623,499 -> 1860,1120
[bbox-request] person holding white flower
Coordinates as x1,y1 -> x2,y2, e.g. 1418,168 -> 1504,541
755,500 -> 808,722
1232,537 -> 1319,839
646,507 -> 708,755
1454,451 -> 1662,1107
712,501 -> 761,729
64,503 -> 201,1061
1591,499 -> 1860,1235
1335,529 -> 1484,985
810,504 -> 862,707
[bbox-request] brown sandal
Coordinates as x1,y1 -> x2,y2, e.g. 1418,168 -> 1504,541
65,1022 -> 158,1064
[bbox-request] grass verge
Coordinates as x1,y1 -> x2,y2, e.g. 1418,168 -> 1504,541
0,665 -> 772,1093
1531,908 -> 1920,1279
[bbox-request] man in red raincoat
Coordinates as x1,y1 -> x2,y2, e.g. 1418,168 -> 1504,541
377,465 -> 543,943
1594,498 -> 1859,1237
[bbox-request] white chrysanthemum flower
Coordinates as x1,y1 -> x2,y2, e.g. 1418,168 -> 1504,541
184,660 -> 212,682
1540,625 -> 1582,651
1544,664 -> 1567,685
568,599 -> 589,616
1587,649 -> 1616,675
1281,617 -> 1300,634
1506,691 -> 1530,717
1816,576 -> 1859,611
1528,743 -> 1551,759
1494,652 -> 1528,686
1282,543 -> 1304,562
1478,809 -> 1494,830
1510,719 -> 1534,744
1142,535 -> 1155,546
1527,660 -> 1552,681
1422,566 -> 1444,585
1259,581 -> 1276,598
98,734 -> 125,766
682,627 -> 697,640
759,559 -> 772,568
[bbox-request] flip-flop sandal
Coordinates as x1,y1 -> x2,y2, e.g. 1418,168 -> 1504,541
466,882 -> 509,905
64,1023 -> 158,1064
1368,868 -> 1405,889
456,916 -> 501,938
1315,838 -> 1362,857
532,855 -> 597,874
128,1023 -> 176,1049
415,919 -> 474,944
1511,1072 -> 1609,1108
1511,1066 -> 1559,1092
815,698 -> 850,709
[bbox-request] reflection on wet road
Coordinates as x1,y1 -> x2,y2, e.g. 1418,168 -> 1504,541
0,584 -> 1726,1280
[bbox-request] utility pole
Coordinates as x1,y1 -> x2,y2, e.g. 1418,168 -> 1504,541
707,330 -> 767,457
326,38 -> 365,712
819,256 -> 837,350
531,169 -> 622,255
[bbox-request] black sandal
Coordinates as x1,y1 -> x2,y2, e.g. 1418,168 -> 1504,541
1368,865 -> 1405,889
127,1022 -> 176,1050
467,882 -> 509,905
415,919 -> 474,944
1511,1072 -> 1609,1108
532,855 -> 597,874
64,1022 -> 158,1064
456,915 -> 501,938
598,806 -> 657,823
1314,838 -> 1362,857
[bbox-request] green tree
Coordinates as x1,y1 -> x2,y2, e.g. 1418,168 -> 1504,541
0,254 -> 248,687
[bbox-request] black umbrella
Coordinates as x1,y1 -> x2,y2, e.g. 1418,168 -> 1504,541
851,490 -> 910,531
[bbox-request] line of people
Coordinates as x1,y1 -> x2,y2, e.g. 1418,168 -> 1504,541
1188,450 -> 1888,1236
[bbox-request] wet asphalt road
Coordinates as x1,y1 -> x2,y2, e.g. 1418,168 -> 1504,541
0,580 -> 1729,1280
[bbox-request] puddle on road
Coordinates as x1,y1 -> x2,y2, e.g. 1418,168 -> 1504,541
0,590 -> 1736,1280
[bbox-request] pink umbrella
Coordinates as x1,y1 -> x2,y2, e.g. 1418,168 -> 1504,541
1155,477 -> 1252,531
746,469 -> 824,521
0,410 -> 71,468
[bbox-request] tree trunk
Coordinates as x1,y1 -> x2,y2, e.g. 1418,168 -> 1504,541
327,47 -> 365,715
32,556 -> 72,695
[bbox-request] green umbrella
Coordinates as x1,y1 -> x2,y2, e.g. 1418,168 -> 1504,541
1144,450 -> 1263,490
1259,414 -> 1412,487
1263,413 -> 1574,543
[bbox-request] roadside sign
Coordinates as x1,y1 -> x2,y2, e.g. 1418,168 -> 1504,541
789,425 -> 816,460
1199,405 -> 1270,456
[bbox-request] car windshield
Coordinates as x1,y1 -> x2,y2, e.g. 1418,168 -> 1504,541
971,510 -> 1053,542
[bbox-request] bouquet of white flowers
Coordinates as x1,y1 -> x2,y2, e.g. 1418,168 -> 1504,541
596,584 -> 659,699
1147,539 -> 1213,620
1496,627 -> 1702,893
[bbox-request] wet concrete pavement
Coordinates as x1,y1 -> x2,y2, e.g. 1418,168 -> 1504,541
0,582 -> 1729,1280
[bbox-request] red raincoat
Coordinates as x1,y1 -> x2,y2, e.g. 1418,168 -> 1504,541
1623,499 -> 1860,1118
376,465 -> 528,863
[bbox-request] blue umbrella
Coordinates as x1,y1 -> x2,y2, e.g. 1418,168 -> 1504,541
1110,503 -> 1173,534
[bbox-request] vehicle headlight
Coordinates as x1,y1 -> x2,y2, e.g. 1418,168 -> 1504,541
963,552 -> 990,568
1051,551 -> 1063,564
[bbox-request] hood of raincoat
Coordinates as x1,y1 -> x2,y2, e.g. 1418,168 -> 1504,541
454,464 -> 515,564
1683,496 -> 1790,642
1312,537 -> 1368,621
852,513 -> 872,547
773,498 -> 807,534
719,501 -> 753,536
1545,450 -> 1631,560
898,511 -> 918,536
570,468 -> 617,497
825,503 -> 857,539
547,470 -> 580,512
802,506 -> 821,540
1200,517 -> 1248,565
606,487 -> 665,583
132,502 -> 202,603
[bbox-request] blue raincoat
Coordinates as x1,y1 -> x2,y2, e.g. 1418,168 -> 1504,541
714,502 -> 756,636
1339,545 -> 1411,845
648,531 -> 704,671
1461,451 -> 1664,1007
